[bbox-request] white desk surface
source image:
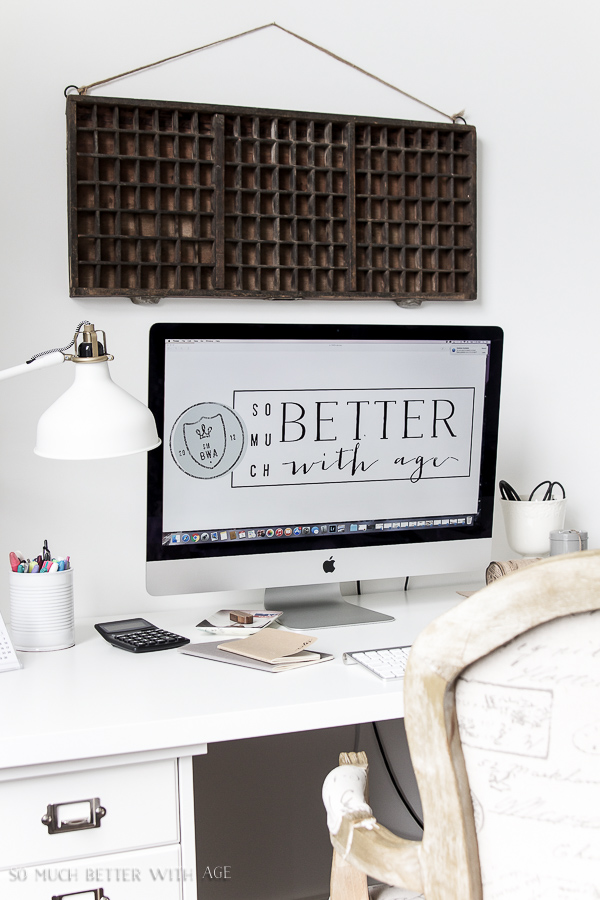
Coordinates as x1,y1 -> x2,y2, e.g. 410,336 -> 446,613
0,586 -> 470,772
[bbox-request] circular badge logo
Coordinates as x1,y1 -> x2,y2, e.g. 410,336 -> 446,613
170,402 -> 247,479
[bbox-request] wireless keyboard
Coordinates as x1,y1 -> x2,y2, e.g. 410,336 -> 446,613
343,645 -> 411,681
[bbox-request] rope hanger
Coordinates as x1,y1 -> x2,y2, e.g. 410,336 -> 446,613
65,22 -> 466,125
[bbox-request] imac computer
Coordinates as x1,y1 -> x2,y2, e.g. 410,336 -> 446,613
146,323 -> 503,627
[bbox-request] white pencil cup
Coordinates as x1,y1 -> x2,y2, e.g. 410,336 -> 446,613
9,568 -> 74,651
500,499 -> 567,557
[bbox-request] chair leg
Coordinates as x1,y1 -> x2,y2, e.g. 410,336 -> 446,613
330,847 -> 369,900
330,751 -> 370,900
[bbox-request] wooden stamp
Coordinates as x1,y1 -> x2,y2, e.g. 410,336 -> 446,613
229,610 -> 254,624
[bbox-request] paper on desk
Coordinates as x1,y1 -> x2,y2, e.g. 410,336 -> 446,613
218,629 -> 317,664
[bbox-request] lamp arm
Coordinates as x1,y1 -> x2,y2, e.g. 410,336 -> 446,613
0,351 -> 66,383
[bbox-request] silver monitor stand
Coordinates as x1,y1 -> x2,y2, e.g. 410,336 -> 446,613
264,583 -> 394,629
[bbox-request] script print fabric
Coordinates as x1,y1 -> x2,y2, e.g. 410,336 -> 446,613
455,610 -> 600,900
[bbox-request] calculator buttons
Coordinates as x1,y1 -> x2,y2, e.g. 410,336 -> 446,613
95,619 -> 190,653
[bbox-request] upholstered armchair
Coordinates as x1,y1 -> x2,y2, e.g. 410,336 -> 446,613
323,550 -> 600,900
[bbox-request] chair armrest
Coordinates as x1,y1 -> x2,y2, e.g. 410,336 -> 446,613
323,765 -> 424,892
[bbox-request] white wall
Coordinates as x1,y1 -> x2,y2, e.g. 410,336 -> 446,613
1,0 -> 598,622
2,4 -> 598,897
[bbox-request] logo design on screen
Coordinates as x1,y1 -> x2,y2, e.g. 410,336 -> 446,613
170,402 -> 246,479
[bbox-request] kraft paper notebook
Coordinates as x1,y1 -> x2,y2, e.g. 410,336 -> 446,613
218,629 -> 318,663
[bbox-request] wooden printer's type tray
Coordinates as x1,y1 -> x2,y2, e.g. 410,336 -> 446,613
67,95 -> 477,303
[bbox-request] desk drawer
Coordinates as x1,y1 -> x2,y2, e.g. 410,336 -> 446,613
0,843 -> 184,899
0,759 -> 179,870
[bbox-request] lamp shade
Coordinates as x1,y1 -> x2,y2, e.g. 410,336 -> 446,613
34,360 -> 160,459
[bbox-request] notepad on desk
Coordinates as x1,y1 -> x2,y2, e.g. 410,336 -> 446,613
179,629 -> 333,673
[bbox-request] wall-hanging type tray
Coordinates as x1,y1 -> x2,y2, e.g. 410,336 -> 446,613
67,95 -> 476,303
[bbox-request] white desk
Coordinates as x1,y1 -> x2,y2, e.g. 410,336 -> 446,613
0,586 -> 467,899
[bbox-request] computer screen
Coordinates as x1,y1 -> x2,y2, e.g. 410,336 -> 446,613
147,323 -> 503,626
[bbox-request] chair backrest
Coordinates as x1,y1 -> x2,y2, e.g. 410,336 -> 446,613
456,609 -> 599,899
403,550 -> 600,900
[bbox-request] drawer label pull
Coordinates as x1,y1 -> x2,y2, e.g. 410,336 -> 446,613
41,798 -> 107,834
52,890 -> 109,900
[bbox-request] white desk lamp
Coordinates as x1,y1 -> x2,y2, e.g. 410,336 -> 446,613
0,321 -> 160,459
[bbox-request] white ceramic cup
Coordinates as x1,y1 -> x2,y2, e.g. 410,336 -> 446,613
501,499 -> 567,557
9,568 -> 74,651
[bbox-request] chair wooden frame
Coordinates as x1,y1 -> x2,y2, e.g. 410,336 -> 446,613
324,550 -> 600,900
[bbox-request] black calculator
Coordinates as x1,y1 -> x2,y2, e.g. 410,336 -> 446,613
95,618 -> 190,653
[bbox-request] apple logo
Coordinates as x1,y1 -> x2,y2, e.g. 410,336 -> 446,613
323,556 -> 335,574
